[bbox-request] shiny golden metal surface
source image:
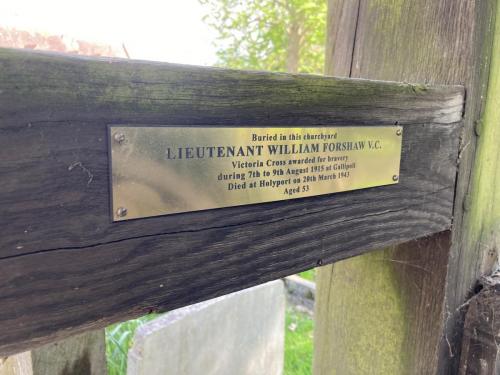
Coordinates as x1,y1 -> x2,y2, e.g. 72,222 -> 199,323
110,126 -> 402,221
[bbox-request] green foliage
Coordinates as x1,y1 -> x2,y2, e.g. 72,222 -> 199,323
285,308 -> 314,375
106,314 -> 158,375
199,0 -> 326,73
298,268 -> 316,281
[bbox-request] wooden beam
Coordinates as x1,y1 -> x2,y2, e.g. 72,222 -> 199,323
0,48 -> 462,355
314,0 -> 498,374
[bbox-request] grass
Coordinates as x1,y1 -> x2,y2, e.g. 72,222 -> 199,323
298,268 -> 316,282
284,308 -> 314,375
106,308 -> 314,375
105,314 -> 158,375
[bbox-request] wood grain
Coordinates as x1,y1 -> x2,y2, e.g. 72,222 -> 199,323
314,0 -> 498,374
459,273 -> 500,375
445,2 -> 500,372
0,48 -> 462,355
325,0 -> 360,77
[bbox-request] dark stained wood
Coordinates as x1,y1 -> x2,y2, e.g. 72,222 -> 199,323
459,272 -> 500,375
314,0 -> 498,374
0,48 -> 464,259
0,48 -> 463,355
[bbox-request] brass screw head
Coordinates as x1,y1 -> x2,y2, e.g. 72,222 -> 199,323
396,129 -> 402,136
392,175 -> 399,181
116,207 -> 128,217
114,132 -> 126,144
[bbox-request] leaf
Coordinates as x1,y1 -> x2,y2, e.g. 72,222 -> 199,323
198,0 -> 326,73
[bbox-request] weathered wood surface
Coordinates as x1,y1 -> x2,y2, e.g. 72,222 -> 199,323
314,0 -> 498,374
455,3 -> 500,373
459,272 -> 500,375
0,48 -> 463,355
0,330 -> 106,375
315,233 -> 452,375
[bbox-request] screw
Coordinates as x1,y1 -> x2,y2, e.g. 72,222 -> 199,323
396,128 -> 402,136
113,132 -> 126,144
392,175 -> 399,182
116,207 -> 128,218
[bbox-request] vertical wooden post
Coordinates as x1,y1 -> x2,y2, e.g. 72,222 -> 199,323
314,1 -> 499,374
457,5 -> 500,372
0,331 -> 107,375
459,272 -> 500,374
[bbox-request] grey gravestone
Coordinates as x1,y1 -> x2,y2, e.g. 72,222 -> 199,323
128,280 -> 285,375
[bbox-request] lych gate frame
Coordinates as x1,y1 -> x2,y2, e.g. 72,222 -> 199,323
0,0 -> 499,374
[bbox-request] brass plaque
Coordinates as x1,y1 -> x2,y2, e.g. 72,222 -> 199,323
110,126 -> 402,221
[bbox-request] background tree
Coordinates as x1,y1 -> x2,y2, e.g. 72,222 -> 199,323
199,0 -> 326,73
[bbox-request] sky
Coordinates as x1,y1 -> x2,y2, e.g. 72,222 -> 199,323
0,0 -> 218,66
